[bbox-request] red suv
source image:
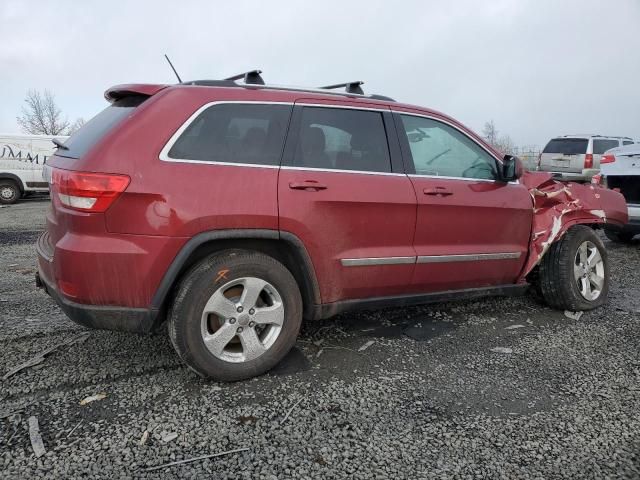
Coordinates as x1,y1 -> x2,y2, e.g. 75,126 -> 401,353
36,72 -> 628,381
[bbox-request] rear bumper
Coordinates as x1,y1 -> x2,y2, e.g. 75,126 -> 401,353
36,232 -> 159,333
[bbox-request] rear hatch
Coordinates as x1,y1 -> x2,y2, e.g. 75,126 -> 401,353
539,138 -> 588,173
44,86 -> 163,249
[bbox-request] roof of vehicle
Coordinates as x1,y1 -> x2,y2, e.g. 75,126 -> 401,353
103,70 -> 505,160
605,143 -> 640,156
555,134 -> 633,140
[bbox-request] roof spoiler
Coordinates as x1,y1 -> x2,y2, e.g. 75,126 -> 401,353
104,84 -> 169,103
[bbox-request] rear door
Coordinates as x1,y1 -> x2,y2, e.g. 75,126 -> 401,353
278,101 -> 417,304
395,112 -> 532,292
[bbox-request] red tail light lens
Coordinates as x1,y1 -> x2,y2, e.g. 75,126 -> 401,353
51,168 -> 130,212
601,154 -> 616,164
584,153 -> 594,169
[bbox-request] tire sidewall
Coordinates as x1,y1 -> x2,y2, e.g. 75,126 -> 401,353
170,251 -> 302,381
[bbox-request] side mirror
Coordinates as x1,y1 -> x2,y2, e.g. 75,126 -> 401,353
500,155 -> 524,182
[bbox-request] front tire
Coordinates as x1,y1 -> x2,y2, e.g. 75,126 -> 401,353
538,225 -> 609,311
0,180 -> 21,205
168,249 -> 302,381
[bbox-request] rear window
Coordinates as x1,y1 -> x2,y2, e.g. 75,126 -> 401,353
542,138 -> 588,155
593,139 -> 619,154
58,96 -> 146,159
167,103 -> 292,166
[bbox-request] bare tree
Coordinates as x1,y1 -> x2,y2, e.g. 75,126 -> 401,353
16,89 -> 70,135
482,120 -> 498,147
482,120 -> 515,154
68,117 -> 86,135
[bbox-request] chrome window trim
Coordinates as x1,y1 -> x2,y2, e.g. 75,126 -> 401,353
341,252 -> 522,267
416,252 -> 521,264
341,256 -> 416,267
282,166 -> 406,177
159,101 -> 294,165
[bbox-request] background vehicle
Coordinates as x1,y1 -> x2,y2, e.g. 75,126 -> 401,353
537,135 -> 634,183
598,144 -> 640,243
35,73 -> 628,381
0,134 -> 67,204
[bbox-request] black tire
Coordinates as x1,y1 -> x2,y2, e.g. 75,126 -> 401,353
0,180 -> 21,205
604,229 -> 635,244
168,249 -> 303,381
537,225 -> 609,311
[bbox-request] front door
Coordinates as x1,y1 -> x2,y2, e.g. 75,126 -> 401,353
278,103 -> 417,304
395,112 -> 533,292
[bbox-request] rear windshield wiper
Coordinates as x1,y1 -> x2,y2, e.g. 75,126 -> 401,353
52,138 -> 68,150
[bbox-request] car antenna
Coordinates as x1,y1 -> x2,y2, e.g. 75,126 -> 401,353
164,54 -> 182,83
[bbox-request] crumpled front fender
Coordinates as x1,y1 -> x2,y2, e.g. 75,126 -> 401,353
519,171 -> 628,279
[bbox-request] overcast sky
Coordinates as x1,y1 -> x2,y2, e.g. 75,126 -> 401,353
1,0 -> 638,147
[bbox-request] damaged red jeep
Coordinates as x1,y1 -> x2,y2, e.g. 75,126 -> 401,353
36,72 -> 628,381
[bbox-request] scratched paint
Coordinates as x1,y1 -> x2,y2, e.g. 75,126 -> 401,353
519,170 -> 628,279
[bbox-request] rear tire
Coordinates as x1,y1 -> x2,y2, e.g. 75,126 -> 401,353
537,225 -> 609,311
168,249 -> 302,381
0,180 -> 21,205
604,229 -> 635,244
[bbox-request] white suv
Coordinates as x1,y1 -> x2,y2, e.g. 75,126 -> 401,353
537,135 -> 634,182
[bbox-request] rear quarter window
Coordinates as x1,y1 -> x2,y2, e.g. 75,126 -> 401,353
593,139 -> 620,154
542,138 -> 588,155
59,96 -> 147,159
166,103 -> 292,166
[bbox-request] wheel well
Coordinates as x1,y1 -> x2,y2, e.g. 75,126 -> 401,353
160,237 -> 320,321
0,174 -> 24,192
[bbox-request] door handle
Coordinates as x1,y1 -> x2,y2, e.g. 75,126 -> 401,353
289,181 -> 328,191
423,186 -> 453,196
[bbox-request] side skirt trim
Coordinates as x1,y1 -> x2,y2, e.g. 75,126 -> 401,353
312,283 -> 528,319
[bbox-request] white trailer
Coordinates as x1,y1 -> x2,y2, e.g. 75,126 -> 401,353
0,134 -> 68,204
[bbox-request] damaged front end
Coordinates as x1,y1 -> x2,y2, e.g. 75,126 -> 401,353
519,171 -> 628,279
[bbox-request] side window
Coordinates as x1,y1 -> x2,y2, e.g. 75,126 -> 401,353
623,140 -> 634,146
592,139 -> 620,154
399,115 -> 497,180
167,103 -> 291,165
293,107 -> 391,173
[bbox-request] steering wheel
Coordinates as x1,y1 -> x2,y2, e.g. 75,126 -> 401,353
426,148 -> 451,165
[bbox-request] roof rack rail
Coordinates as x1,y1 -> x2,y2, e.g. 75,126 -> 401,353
181,71 -> 395,101
320,81 -> 364,95
224,70 -> 265,85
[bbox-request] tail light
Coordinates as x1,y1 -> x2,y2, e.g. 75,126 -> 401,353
584,153 -> 594,169
50,168 -> 130,212
601,153 -> 616,164
591,173 -> 602,185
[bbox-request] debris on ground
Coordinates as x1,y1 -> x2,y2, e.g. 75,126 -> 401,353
238,415 -> 257,425
161,431 -> 178,443
143,447 -> 250,472
2,332 -> 90,381
79,393 -> 107,406
65,420 -> 83,438
505,324 -> 526,330
358,340 -> 375,352
28,416 -> 46,458
281,398 -> 304,425
139,430 -> 149,446
564,310 -> 584,320
490,347 -> 513,354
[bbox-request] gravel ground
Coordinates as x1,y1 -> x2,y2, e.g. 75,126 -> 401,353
1,198 -> 639,479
